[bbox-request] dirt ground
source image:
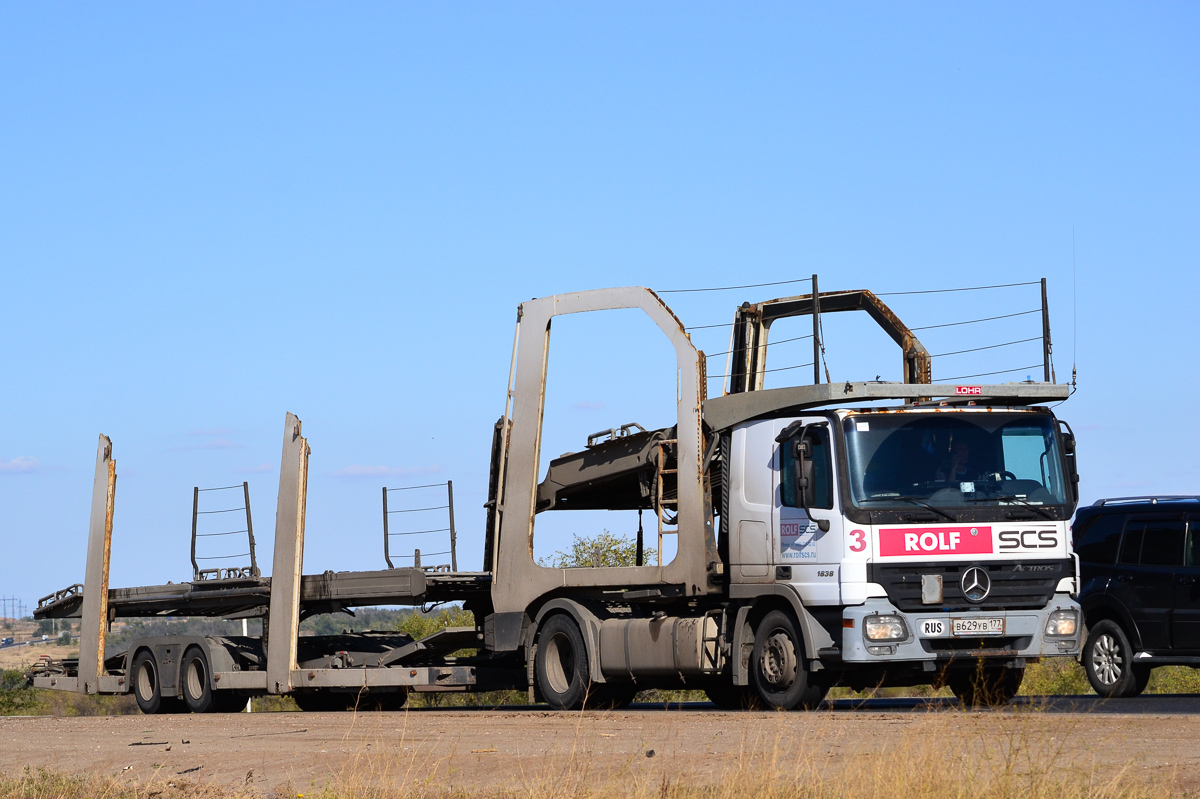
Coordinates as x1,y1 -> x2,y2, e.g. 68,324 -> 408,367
1,698 -> 1198,795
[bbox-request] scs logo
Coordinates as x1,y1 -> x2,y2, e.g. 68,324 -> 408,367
998,529 -> 1059,550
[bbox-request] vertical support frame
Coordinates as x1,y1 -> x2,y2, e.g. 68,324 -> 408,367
244,481 -> 258,578
190,486 -> 200,580
1041,277 -> 1053,383
490,288 -> 716,627
447,480 -> 457,572
78,435 -> 116,694
382,486 -> 393,569
266,412 -> 309,694
811,273 -> 821,385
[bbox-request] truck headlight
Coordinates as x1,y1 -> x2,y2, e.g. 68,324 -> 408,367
1044,609 -> 1078,637
863,614 -> 908,642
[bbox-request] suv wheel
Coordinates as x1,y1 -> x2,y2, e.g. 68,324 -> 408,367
1083,619 -> 1150,698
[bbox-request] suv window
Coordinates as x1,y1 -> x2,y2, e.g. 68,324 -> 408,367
1074,513 -> 1126,564
781,426 -> 833,510
1139,518 -> 1186,567
1119,521 -> 1145,564
1188,517 -> 1200,566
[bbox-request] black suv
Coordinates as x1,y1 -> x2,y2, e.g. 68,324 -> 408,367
1074,496 -> 1200,697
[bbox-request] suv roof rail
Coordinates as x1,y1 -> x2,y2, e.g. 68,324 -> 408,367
1092,496 -> 1200,507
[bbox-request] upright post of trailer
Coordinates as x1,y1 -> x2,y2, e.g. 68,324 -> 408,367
812,273 -> 821,385
77,435 -> 116,694
1041,277 -> 1054,383
266,413 -> 309,695
447,480 -> 458,572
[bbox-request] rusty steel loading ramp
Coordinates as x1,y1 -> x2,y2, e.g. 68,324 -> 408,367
33,569 -> 489,622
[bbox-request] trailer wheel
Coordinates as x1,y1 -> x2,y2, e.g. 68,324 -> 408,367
535,614 -> 593,710
181,647 -> 243,713
132,650 -> 185,715
750,610 -> 826,711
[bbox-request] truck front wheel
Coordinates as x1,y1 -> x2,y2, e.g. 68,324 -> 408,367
750,610 -> 826,710
535,614 -> 593,710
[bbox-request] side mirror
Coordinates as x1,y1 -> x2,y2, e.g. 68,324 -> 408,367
1058,420 -> 1081,489
790,435 -> 830,532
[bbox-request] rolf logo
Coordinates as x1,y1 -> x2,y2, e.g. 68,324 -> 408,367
878,526 -> 994,556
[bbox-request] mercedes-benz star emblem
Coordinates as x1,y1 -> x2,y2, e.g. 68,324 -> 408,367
961,567 -> 991,603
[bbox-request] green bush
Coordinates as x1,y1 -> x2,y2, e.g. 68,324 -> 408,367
540,529 -> 657,568
0,669 -> 38,715
1019,658 -> 1093,696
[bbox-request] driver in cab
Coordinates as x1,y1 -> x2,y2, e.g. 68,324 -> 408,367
935,439 -> 972,482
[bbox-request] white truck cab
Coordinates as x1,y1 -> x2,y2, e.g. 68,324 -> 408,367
725,405 -> 1081,679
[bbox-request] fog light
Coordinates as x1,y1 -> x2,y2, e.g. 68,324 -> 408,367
1045,609 -> 1078,637
867,645 -> 896,656
863,614 -> 908,642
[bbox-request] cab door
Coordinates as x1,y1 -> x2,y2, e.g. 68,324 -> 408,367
728,421 -> 776,584
774,419 -> 843,605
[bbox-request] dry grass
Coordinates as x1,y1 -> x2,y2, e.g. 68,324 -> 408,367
0,705 -> 1170,799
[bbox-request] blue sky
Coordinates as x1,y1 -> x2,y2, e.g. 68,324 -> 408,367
1,4 -> 1197,609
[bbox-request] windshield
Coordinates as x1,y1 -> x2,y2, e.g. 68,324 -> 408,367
843,412 -> 1067,510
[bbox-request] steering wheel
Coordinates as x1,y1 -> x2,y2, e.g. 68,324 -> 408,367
998,470 -> 1017,481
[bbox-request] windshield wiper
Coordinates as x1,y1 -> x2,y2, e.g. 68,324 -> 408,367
887,496 -> 957,523
965,494 -> 1055,520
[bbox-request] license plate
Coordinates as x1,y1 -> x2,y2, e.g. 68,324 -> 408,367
951,617 -> 1005,636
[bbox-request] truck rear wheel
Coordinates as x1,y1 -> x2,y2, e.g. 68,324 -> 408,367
132,650 -> 185,715
750,610 -> 826,710
535,614 -> 593,710
181,646 -> 243,713
948,664 -> 1024,707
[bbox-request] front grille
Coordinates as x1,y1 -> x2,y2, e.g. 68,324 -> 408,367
869,560 -> 1071,612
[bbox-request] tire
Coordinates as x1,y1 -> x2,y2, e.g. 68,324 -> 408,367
131,650 -> 185,715
704,681 -> 761,710
948,664 -> 1025,707
1083,619 -> 1151,698
749,610 -> 826,710
535,614 -> 594,710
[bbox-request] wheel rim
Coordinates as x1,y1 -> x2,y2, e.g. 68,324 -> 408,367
1091,633 -> 1124,686
543,631 -> 575,695
136,660 -> 156,702
186,657 -> 206,701
759,629 -> 798,691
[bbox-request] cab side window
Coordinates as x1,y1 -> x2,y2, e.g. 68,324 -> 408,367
1074,514 -> 1126,565
781,427 -> 833,510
